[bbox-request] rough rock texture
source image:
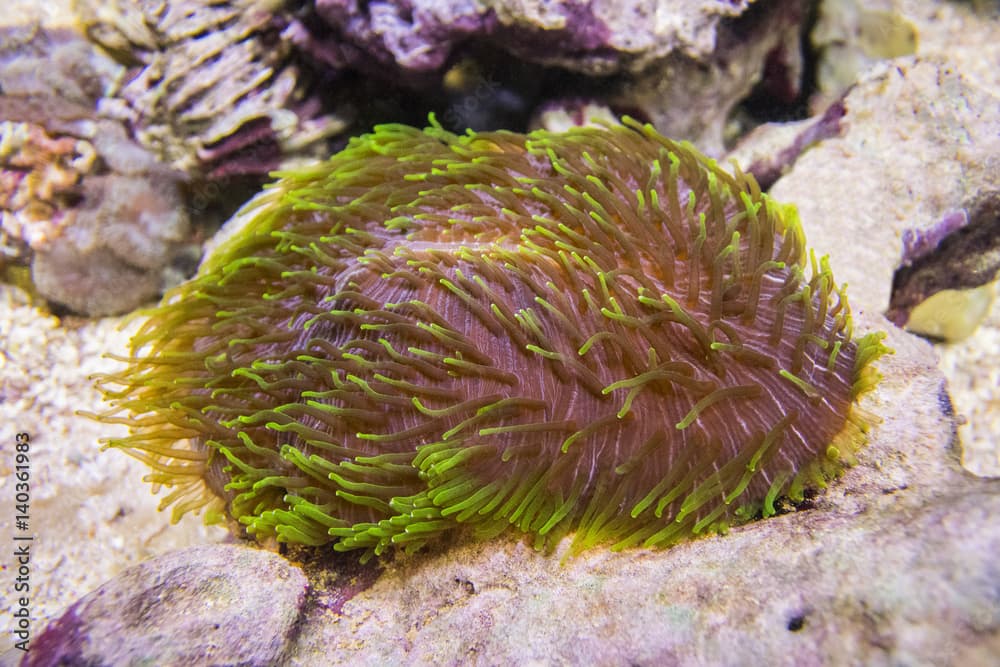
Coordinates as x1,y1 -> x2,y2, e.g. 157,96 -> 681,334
298,0 -> 752,76
812,0 -> 1000,111
811,0 -> 919,109
0,24 -> 192,316
938,280 -> 1000,477
77,0 -> 350,179
768,57 -> 1000,476
728,98 -> 847,191
289,0 -> 809,153
3,0 -> 78,29
768,57 -> 999,315
23,544 -> 308,666
0,285 -> 228,646
616,0 -> 808,155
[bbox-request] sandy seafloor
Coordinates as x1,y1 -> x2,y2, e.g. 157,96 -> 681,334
0,285 -> 231,648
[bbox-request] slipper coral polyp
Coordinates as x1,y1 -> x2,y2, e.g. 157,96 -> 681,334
95,117 -> 889,558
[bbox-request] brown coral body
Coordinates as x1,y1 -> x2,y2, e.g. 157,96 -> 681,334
98,119 -> 886,556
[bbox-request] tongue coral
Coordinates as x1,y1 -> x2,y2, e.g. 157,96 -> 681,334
94,117 -> 889,559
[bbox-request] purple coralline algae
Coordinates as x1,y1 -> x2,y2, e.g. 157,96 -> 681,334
287,0 -> 808,152
287,0 -> 761,75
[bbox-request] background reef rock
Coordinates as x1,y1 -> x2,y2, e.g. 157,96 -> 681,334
811,0 -> 1000,110
76,0 -> 350,179
298,0 -> 754,75
615,0 -> 809,155
0,23 -> 192,316
290,0 -> 810,153
758,60 -> 999,316
937,287 -> 1000,477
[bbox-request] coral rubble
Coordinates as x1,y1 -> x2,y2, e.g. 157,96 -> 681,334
77,0 -> 350,179
0,25 -> 190,315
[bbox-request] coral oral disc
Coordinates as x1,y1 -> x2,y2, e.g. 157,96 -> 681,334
97,118 -> 888,557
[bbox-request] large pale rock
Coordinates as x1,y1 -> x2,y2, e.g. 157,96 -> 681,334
298,0 -> 808,153
23,545 -> 308,666
770,58 -> 1000,316
728,3 -> 1000,479
769,57 -> 1000,477
284,319 -> 998,664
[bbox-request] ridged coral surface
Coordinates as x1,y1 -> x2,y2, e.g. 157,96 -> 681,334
97,119 -> 887,557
